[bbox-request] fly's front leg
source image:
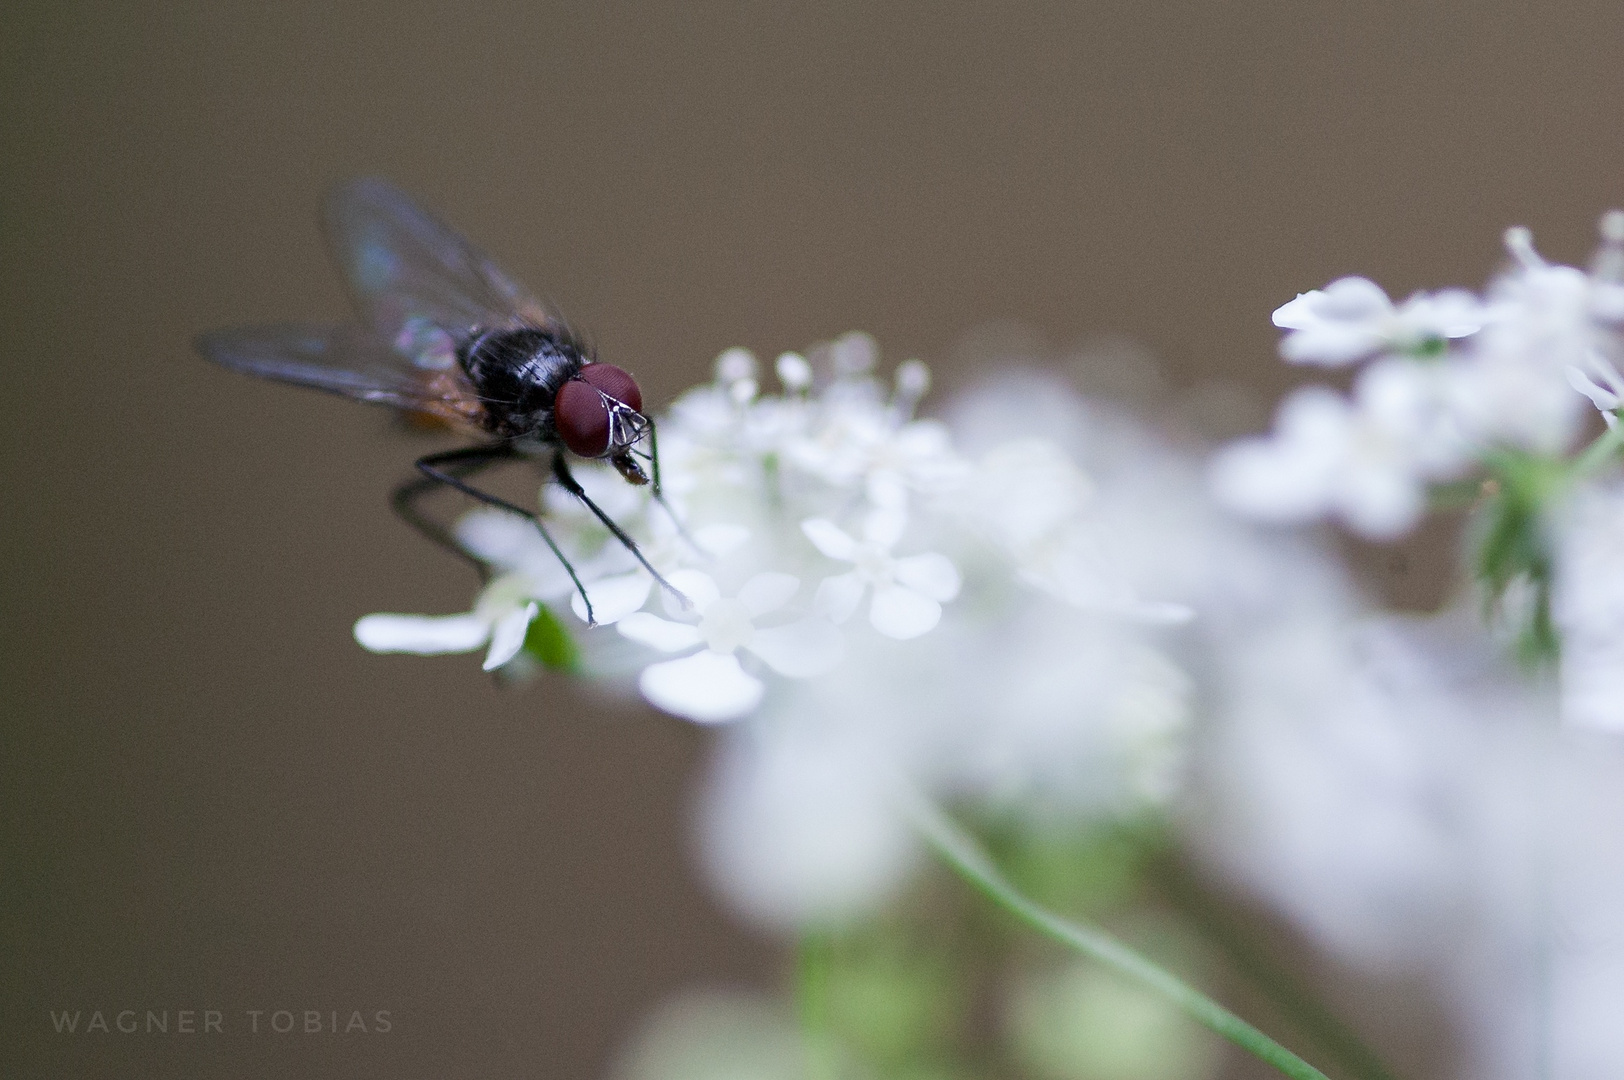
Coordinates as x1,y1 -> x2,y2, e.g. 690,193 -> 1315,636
412,443 -> 598,626
641,416 -> 703,556
552,451 -> 690,610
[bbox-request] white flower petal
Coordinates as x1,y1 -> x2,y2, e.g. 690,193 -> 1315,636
866,470 -> 910,509
738,572 -> 800,617
813,572 -> 866,623
868,585 -> 942,640
892,552 -> 961,602
1281,325 -> 1386,366
747,618 -> 844,677
665,568 -> 720,615
1271,291 -> 1321,329
1209,387 -> 1349,524
1568,366 -> 1622,411
861,505 -> 908,549
1312,276 -> 1393,320
571,571 -> 654,625
454,509 -> 537,565
619,612 -> 704,652
1416,287 -> 1485,339
1127,600 -> 1197,625
483,602 -> 538,671
693,523 -> 751,557
640,651 -> 764,723
801,518 -> 860,561
354,612 -> 490,655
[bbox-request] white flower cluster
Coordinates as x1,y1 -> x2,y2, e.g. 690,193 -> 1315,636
1212,212 -> 1624,539
354,333 -> 1182,727
354,339 -> 1207,927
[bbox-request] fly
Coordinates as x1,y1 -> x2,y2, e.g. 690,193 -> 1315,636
197,177 -> 687,625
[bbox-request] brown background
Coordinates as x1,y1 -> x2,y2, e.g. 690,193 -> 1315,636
6,2 -> 1624,1077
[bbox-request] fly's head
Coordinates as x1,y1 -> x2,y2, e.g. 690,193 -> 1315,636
554,363 -> 652,478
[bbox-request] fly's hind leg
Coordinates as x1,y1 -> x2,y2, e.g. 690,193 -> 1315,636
406,443 -> 598,625
392,447 -> 507,582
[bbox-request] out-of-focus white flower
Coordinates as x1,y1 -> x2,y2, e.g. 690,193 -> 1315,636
354,573 -> 538,672
1198,612 -> 1474,970
1446,227 -> 1600,453
1226,213 -> 1624,541
1273,276 -> 1484,366
694,368 -> 1217,929
699,703 -> 918,927
789,400 -> 966,508
1211,359 -> 1467,539
610,990 -> 807,1080
618,569 -> 842,723
957,436 -> 1192,622
802,511 -> 961,640
1192,596 -> 1590,1080
1554,482 -> 1624,731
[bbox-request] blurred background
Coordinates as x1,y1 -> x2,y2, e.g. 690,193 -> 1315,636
6,1 -> 1624,1076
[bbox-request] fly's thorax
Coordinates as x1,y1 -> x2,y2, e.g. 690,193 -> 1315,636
458,325 -> 585,436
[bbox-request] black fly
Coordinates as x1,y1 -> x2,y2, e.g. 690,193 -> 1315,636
197,178 -> 685,625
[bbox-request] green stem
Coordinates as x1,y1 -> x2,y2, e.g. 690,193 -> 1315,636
796,932 -> 839,1080
907,796 -> 1331,1080
1152,857 -> 1402,1080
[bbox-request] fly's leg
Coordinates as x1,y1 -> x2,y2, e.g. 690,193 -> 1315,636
410,443 -> 598,625
392,446 -> 508,583
647,413 -> 665,497
552,451 -> 690,610
640,416 -> 703,556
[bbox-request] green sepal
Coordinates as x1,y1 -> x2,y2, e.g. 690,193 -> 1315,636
521,603 -> 582,674
1468,450 -> 1565,666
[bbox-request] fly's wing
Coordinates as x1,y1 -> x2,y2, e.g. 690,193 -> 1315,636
324,178 -> 565,358
197,322 -> 458,411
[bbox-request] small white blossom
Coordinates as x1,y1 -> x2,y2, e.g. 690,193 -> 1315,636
354,573 -> 538,671
788,397 -> 966,508
774,351 -> 812,391
1212,359 -> 1466,539
1448,227 -> 1600,452
802,510 -> 961,640
568,519 -> 752,626
618,569 -> 842,723
1273,276 -> 1483,367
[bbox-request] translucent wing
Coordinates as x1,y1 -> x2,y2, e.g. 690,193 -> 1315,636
323,178 -> 562,357
196,322 -> 461,411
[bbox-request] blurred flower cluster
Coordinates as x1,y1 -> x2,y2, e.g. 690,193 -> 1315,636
353,248 -> 1624,1079
1212,215 -> 1624,541
1214,213 -> 1624,728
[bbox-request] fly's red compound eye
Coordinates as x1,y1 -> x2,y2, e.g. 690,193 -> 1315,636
555,379 -> 611,456
577,363 -> 643,413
